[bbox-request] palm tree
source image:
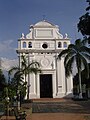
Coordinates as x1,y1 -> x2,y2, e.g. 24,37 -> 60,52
9,71 -> 26,98
58,39 -> 90,98
9,55 -> 41,100
21,55 -> 41,82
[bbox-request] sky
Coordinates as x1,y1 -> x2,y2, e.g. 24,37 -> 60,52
0,0 -> 88,59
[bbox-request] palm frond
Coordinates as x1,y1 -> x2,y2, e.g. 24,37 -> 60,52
79,54 -> 89,78
28,67 -> 41,74
82,37 -> 89,45
21,55 -> 27,68
21,55 -> 27,63
81,52 -> 90,61
75,39 -> 82,46
8,66 -> 19,75
80,46 -> 90,54
28,61 -> 40,68
21,61 -> 41,74
58,49 -> 69,59
65,56 -> 75,77
68,44 -> 76,49
76,53 -> 82,71
64,50 -> 76,66
14,70 -> 23,78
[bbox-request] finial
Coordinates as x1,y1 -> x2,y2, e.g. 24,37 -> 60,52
65,33 -> 68,39
21,33 -> 25,39
29,25 -> 33,32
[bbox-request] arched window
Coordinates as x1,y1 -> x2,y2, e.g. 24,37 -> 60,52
28,42 -> 32,48
64,42 -> 67,48
58,42 -> 62,48
23,42 -> 26,48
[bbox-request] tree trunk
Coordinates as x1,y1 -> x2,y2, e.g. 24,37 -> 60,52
78,69 -> 83,98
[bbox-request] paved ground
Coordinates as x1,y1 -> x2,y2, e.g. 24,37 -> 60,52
31,113 -> 90,120
1,98 -> 90,120
24,98 -> 90,120
32,99 -> 90,114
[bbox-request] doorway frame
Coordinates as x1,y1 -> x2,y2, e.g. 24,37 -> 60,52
36,70 -> 57,98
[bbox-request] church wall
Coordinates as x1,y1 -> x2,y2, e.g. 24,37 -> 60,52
66,76 -> 73,97
56,57 -> 66,97
17,20 -> 73,99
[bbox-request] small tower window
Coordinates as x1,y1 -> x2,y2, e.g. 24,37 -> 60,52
64,42 -> 67,48
58,42 -> 62,48
28,42 -> 32,48
23,42 -> 26,48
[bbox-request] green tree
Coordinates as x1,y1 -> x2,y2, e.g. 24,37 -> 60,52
77,0 -> 90,98
9,55 -> 41,100
8,71 -> 27,101
58,39 -> 90,98
21,55 -> 41,82
78,0 -> 90,43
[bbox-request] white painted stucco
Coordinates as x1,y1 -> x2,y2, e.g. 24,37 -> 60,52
17,20 -> 73,99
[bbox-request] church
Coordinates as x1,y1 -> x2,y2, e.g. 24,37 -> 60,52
16,20 -> 73,99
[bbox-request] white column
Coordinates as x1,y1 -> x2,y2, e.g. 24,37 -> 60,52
27,53 -> 30,99
66,75 -> 73,97
55,54 -> 58,96
37,74 -> 40,98
18,53 -> 22,69
57,57 -> 66,97
35,74 -> 37,95
52,71 -> 57,98
61,57 -> 66,95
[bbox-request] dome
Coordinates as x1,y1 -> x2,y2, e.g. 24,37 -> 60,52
34,20 -> 55,27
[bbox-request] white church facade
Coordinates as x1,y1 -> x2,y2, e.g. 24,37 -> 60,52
16,20 -> 73,99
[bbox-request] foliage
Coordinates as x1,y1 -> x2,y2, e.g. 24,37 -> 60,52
8,55 -> 41,100
6,71 -> 27,102
76,0 -> 90,97
58,39 -> 90,78
78,0 -> 90,43
78,12 -> 90,36
58,39 -> 90,98
8,55 -> 41,80
0,69 -> 7,100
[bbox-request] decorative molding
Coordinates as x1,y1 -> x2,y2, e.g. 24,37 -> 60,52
35,29 -> 53,38
41,58 -> 50,67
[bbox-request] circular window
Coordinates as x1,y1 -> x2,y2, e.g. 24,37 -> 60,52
42,43 -> 48,49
